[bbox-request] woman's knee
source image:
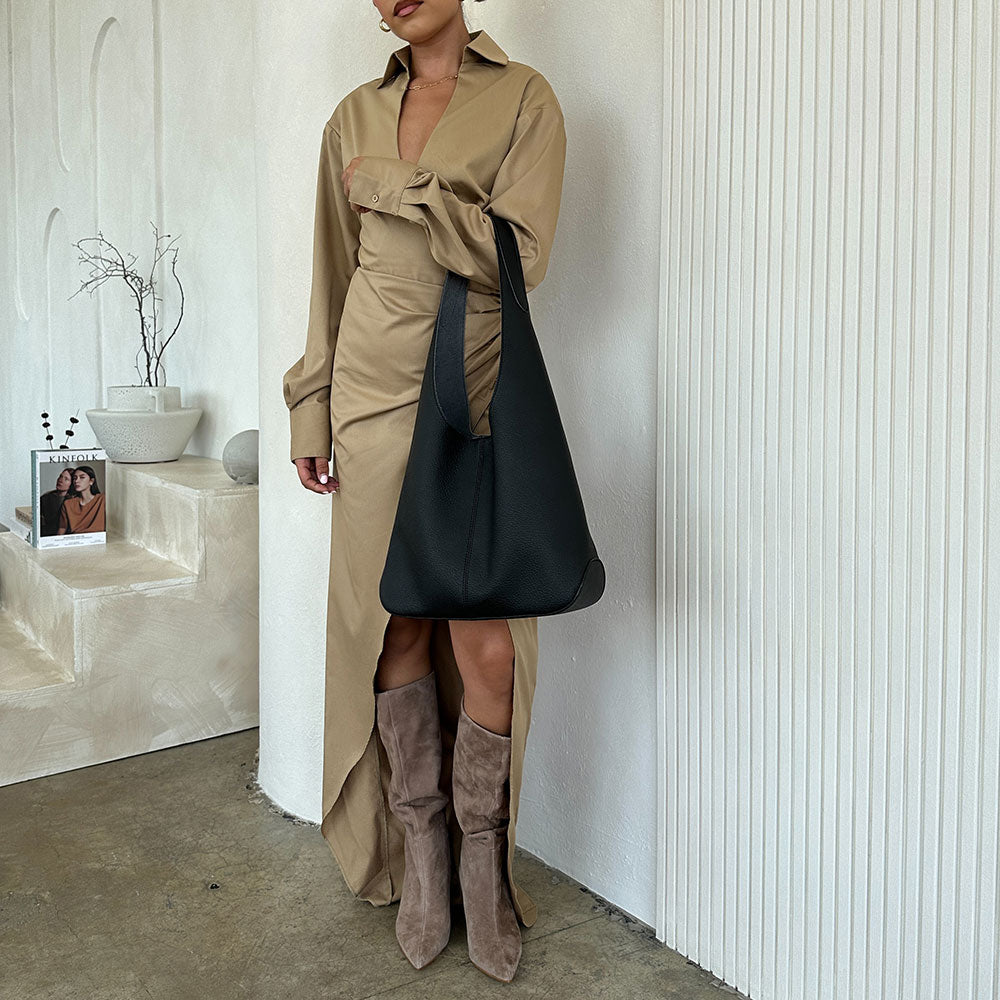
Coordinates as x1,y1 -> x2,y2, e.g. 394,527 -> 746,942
379,614 -> 432,661
449,620 -> 515,691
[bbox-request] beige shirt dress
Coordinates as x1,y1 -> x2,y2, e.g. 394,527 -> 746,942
281,28 -> 567,929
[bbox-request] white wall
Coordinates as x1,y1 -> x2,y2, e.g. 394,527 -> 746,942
660,2 -> 1000,998
255,0 -> 664,933
0,0 -> 258,523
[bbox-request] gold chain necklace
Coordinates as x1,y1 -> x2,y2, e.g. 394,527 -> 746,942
406,72 -> 458,92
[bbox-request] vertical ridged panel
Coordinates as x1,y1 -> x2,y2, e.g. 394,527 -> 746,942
659,2 -> 1000,998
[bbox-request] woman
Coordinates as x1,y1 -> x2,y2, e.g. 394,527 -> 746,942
57,466 -> 105,534
282,0 -> 566,982
40,467 -> 75,536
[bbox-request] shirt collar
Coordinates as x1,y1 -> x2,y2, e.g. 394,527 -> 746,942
377,28 -> 509,88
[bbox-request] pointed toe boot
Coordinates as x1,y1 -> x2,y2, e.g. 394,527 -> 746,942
452,698 -> 522,983
375,671 -> 452,969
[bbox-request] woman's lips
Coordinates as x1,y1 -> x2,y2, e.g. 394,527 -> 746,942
394,1 -> 421,15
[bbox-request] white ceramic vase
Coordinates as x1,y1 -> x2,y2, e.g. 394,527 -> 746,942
86,385 -> 202,463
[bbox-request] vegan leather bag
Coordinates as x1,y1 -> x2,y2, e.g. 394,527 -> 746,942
379,213 -> 605,621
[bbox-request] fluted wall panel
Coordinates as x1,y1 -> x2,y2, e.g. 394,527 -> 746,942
658,3 -> 1000,999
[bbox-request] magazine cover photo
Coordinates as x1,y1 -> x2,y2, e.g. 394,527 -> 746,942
31,449 -> 108,549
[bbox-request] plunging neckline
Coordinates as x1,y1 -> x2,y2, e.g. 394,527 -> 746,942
395,58 -> 464,163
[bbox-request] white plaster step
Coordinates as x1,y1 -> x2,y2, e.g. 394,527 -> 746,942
107,455 -> 255,576
0,531 -> 197,598
0,608 -> 74,696
0,531 -> 197,668
0,455 -> 258,787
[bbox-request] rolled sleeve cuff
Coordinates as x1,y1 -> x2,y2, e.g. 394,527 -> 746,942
289,402 -> 332,464
348,156 -> 420,216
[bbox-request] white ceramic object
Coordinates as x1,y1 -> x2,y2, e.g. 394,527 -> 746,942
86,385 -> 203,463
222,429 -> 259,485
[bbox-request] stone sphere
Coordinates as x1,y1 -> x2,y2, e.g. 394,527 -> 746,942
222,429 -> 259,485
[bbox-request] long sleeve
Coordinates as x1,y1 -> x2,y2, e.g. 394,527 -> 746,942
282,122 -> 361,465
347,98 -> 566,294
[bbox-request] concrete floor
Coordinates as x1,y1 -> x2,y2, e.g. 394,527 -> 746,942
0,728 -> 733,1000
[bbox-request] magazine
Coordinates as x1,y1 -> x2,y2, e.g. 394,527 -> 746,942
31,449 -> 108,549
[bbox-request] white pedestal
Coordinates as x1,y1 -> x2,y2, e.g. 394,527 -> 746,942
0,456 -> 259,785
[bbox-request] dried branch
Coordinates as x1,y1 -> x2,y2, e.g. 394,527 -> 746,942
70,223 -> 184,387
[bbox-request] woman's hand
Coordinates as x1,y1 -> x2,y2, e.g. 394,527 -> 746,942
343,157 -> 371,214
293,456 -> 339,494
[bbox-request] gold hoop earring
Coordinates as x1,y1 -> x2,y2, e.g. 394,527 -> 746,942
379,17 -> 392,31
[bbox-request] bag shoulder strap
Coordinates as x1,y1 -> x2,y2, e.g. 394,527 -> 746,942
492,215 -> 529,313
432,269 -> 474,437
432,214 -> 530,438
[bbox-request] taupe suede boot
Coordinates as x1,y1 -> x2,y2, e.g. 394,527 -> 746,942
452,697 -> 522,983
375,671 -> 451,969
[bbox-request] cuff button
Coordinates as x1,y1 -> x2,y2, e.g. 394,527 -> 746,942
371,193 -> 379,203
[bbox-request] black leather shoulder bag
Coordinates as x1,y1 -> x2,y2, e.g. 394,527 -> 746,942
379,213 -> 605,620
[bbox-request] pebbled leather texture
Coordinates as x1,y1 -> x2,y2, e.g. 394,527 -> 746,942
379,215 -> 606,620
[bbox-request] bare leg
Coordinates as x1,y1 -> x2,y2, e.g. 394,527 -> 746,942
447,619 -> 515,735
374,614 -> 434,691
